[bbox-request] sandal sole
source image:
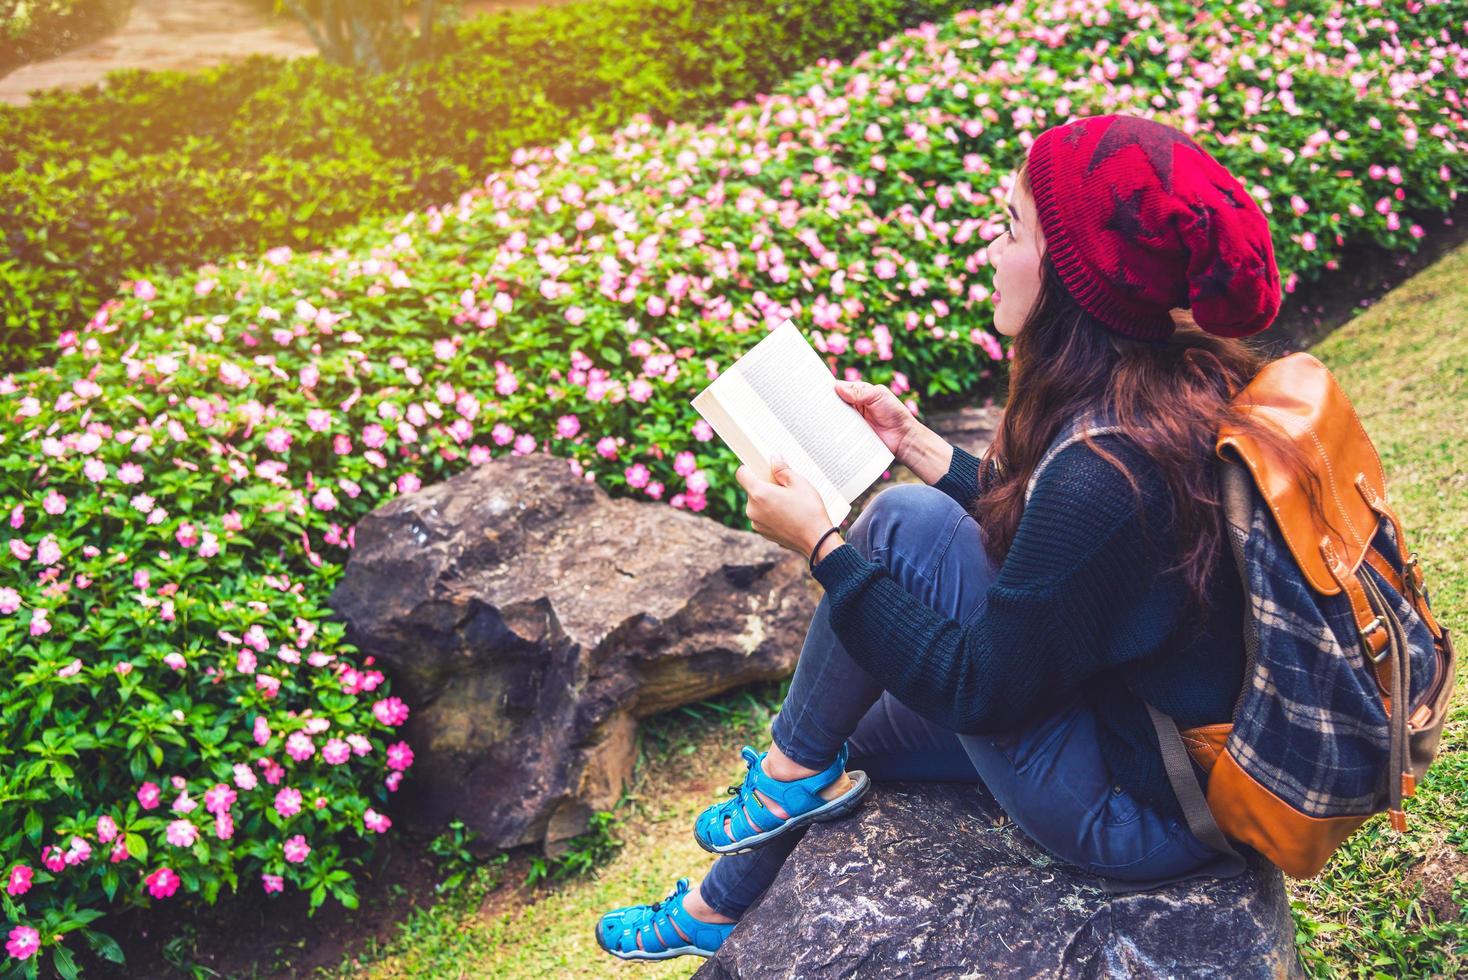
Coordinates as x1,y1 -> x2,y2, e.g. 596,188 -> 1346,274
593,922 -> 716,960
695,769 -> 871,856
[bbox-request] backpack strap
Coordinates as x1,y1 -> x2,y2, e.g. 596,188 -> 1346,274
1140,456 -> 1252,879
1144,703 -> 1248,879
1023,408 -> 1126,505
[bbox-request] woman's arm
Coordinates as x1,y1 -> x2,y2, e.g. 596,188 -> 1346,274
899,423 -> 956,486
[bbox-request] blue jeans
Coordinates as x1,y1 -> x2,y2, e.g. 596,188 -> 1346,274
698,483 -> 1219,919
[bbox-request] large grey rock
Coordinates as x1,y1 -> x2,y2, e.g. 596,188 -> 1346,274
326,454 -> 819,852
324,403 -> 1003,853
696,783 -> 1302,979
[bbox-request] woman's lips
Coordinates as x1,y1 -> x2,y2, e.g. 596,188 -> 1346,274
993,289 -> 1002,304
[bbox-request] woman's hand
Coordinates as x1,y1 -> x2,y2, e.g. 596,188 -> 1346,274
735,453 -> 834,558
835,380 -> 916,463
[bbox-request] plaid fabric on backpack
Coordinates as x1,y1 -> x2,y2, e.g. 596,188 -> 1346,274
1027,352 -> 1457,879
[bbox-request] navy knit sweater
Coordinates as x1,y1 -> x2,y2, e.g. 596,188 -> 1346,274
809,436 -> 1246,823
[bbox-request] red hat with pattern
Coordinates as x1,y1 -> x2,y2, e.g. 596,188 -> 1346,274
1025,113 -> 1282,342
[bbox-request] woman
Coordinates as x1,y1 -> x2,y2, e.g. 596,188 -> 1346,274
596,112 -> 1296,961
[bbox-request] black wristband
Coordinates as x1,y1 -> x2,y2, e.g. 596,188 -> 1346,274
808,526 -> 842,573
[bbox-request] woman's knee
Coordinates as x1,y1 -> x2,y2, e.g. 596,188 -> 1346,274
852,483 -> 970,559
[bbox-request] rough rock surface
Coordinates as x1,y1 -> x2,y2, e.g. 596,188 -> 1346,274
696,783 -> 1302,979
326,454 -> 819,852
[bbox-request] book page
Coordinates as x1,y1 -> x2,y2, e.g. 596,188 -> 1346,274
692,319 -> 894,527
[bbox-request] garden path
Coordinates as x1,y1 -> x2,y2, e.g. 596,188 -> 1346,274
0,0 -> 576,106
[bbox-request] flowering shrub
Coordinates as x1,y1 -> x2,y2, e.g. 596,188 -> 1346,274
3,0 -> 1465,975
0,0 -> 978,364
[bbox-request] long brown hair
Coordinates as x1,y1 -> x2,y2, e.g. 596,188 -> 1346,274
973,161 -> 1330,620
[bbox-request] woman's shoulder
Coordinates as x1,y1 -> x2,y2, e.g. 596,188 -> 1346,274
1029,430 -> 1174,518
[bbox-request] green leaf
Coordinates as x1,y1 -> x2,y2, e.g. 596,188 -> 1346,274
24,809 -> 41,847
50,944 -> 79,980
83,929 -> 125,965
124,833 -> 148,863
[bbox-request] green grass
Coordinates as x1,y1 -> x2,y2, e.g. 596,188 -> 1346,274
329,247 -> 1468,978
1284,243 -> 1468,979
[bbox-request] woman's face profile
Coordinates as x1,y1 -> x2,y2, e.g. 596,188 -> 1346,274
989,170 -> 1046,338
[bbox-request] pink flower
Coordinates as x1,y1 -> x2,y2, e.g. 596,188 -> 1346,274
262,872 -> 284,894
386,741 -> 415,771
133,279 -> 156,301
137,782 -> 162,810
5,925 -> 39,961
144,866 -> 180,899
64,836 -> 91,865
34,535 -> 60,565
56,658 -> 82,678
556,414 -> 580,439
263,428 -> 293,454
285,731 -> 316,762
97,815 -> 118,843
260,757 -> 286,785
232,762 -> 258,790
322,738 -> 351,765
42,491 -> 66,515
283,834 -> 311,864
274,787 -> 303,818
253,715 -> 271,745
0,587 -> 19,614
40,846 -> 65,872
204,783 -> 237,815
363,809 -> 392,833
163,652 -> 187,671
6,865 -> 33,896
166,820 -> 198,848
109,840 -> 130,863
625,463 -> 650,489
372,697 -> 410,727
214,812 -> 235,841
596,436 -> 619,459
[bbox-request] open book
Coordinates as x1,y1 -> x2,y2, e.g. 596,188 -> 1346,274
691,318 -> 894,527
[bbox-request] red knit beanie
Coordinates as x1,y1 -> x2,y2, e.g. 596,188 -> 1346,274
1026,113 -> 1282,342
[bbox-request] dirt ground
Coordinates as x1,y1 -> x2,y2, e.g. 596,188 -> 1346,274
0,0 -> 580,105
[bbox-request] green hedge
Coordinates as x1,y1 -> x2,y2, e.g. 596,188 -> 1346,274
0,0 -> 976,368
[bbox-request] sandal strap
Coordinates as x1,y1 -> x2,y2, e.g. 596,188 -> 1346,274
748,742 -> 849,815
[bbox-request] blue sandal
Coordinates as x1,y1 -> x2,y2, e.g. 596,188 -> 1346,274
694,744 -> 870,856
595,878 -> 735,960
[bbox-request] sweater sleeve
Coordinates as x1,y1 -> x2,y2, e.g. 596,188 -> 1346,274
810,437 -> 1183,735
932,442 -> 984,509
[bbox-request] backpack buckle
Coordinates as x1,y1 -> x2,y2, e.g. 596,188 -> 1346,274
1361,616 -> 1390,663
